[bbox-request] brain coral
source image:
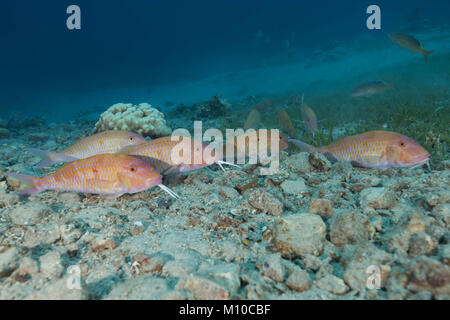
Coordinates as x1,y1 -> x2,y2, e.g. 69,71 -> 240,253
95,103 -> 172,138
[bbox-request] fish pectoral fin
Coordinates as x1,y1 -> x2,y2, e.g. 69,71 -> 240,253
350,160 -> 365,168
162,164 -> 185,176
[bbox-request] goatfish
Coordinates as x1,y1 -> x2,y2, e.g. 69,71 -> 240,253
277,109 -> 297,138
289,130 -> 429,168
244,108 -> 262,130
5,154 -> 179,199
120,136 -> 238,174
28,130 -> 147,167
351,81 -> 395,98
388,33 -> 434,63
300,103 -> 318,138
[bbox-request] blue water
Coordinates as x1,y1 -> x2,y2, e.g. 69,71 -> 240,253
0,0 -> 449,121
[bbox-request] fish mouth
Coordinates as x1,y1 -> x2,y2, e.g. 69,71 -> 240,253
410,154 -> 430,166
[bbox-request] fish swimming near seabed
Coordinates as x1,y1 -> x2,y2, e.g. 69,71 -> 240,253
388,33 -> 435,63
28,130 -> 148,167
289,130 -> 429,168
121,136 -> 238,175
299,94 -> 318,137
244,108 -> 262,130
277,109 -> 297,138
222,129 -> 289,163
5,154 -> 179,199
351,81 -> 395,98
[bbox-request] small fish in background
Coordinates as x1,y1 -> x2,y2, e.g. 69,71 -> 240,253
5,154 -> 179,199
300,94 -> 318,138
122,136 -> 238,174
277,109 -> 297,138
351,81 -> 395,98
223,129 -> 289,163
289,130 -> 429,168
388,33 -> 435,63
28,130 -> 148,167
244,108 -> 262,130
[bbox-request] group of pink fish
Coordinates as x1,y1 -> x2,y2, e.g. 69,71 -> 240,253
6,123 -> 430,200
6,130 -> 244,199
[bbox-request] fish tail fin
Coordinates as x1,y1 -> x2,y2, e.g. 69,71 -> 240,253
423,49 -> 435,63
27,148 -> 77,167
4,172 -> 42,195
288,139 -> 317,152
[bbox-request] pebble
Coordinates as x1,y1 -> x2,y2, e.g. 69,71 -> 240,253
247,189 -> 283,216
406,257 -> 450,295
359,187 -> 397,209
274,213 -> 326,257
132,252 -> 174,275
24,223 -> 60,247
315,274 -> 349,295
259,253 -> 285,282
18,257 -> 39,276
0,247 -> 20,278
309,199 -> 334,219
286,269 -> 311,292
329,211 -> 373,246
105,276 -> 171,299
25,276 -> 88,300
91,237 -> 117,253
7,202 -> 51,226
40,251 -> 64,279
175,274 -> 231,300
284,152 -> 312,174
308,152 -> 331,171
408,232 -> 438,256
280,179 -> 309,196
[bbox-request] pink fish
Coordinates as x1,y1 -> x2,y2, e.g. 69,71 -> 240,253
28,130 -> 147,167
6,154 -> 179,199
300,103 -> 318,138
289,130 -> 429,168
121,136 -> 238,175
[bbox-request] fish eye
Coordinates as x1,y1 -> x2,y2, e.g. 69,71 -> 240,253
399,141 -> 406,147
129,137 -> 134,140
130,167 -> 136,172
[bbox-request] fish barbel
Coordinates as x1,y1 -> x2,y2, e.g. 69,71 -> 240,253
121,136 -> 237,174
289,130 -> 429,168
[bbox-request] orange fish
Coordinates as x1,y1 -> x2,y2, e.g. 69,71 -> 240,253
300,103 -> 318,137
121,136 -> 237,174
28,130 -> 147,167
5,154 -> 179,199
277,109 -> 297,138
289,131 -> 429,168
244,109 -> 262,130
